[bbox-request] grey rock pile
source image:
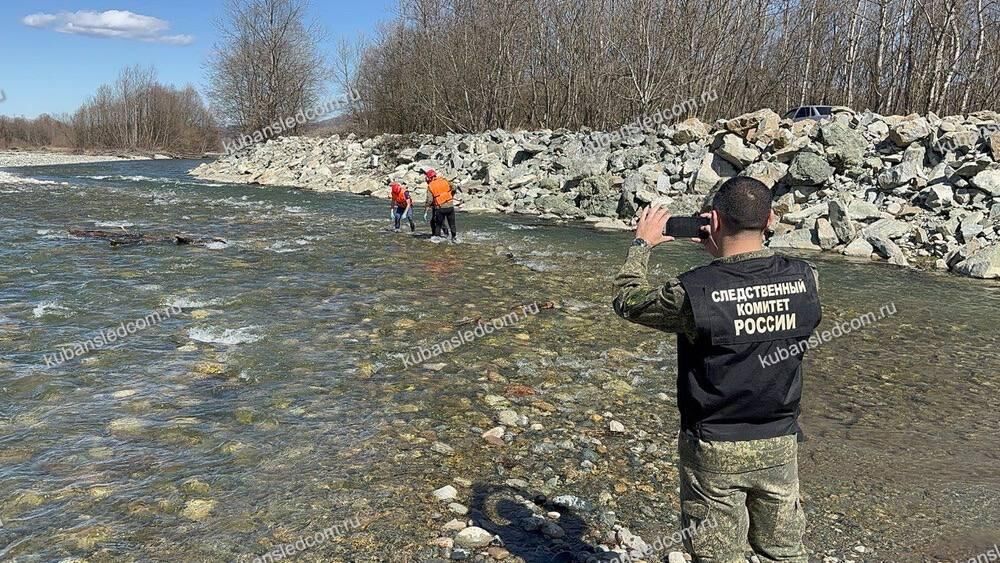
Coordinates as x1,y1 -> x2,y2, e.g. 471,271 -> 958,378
191,108 -> 1000,279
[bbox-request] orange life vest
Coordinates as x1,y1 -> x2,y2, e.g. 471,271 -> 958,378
428,178 -> 453,207
391,186 -> 408,207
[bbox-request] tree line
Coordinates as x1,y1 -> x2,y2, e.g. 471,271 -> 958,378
0,65 -> 218,154
9,0 -> 999,151
340,0 -> 1000,134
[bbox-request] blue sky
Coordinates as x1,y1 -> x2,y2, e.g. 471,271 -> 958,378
0,0 -> 395,118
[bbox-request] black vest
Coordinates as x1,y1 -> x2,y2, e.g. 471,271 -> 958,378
677,255 -> 821,442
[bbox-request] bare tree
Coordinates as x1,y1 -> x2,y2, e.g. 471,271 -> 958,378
343,0 -> 1000,135
206,0 -> 327,134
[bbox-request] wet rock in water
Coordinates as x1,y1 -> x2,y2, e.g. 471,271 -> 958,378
482,426 -> 506,446
496,409 -> 521,427
180,498 -> 216,521
108,417 -> 147,435
194,361 -> 226,375
358,362 -> 377,378
235,407 -> 254,424
11,490 -> 45,508
454,526 -> 494,548
602,379 -> 634,394
432,485 -> 459,502
431,441 -> 456,456
61,525 -> 112,550
181,478 -> 211,495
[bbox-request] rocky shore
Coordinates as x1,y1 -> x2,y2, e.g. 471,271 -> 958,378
0,150 -> 173,168
191,109 -> 1000,279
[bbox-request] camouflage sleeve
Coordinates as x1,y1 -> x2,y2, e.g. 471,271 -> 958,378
612,245 -> 693,334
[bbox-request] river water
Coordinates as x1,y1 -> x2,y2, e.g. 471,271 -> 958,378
0,160 -> 997,562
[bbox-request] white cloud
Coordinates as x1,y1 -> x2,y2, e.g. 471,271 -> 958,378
22,10 -> 194,45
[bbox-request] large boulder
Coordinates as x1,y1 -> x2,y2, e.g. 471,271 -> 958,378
970,169 -> 1000,197
768,227 -> 821,250
555,152 -> 609,178
741,161 -> 788,189
847,200 -> 882,221
576,175 -> 619,217
820,121 -> 866,168
672,118 -> 710,144
787,152 -> 834,186
692,153 -> 737,194
936,129 -> 980,153
867,233 -> 909,266
918,184 -> 954,210
827,199 -> 857,243
862,218 -> 911,240
889,115 -> 932,146
537,194 -> 584,217
843,238 -> 875,257
725,109 -> 782,143
989,132 -> 1000,161
959,211 -> 986,243
878,144 -> 927,189
714,134 -> 761,169
877,160 -> 926,190
952,244 -> 1000,278
816,218 -> 839,250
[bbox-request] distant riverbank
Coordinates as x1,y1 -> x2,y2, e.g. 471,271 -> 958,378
0,150 -> 174,169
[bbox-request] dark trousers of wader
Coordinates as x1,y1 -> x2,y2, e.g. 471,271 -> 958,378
678,433 -> 807,563
432,207 -> 456,238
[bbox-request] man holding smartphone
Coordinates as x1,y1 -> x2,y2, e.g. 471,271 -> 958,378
612,177 -> 821,563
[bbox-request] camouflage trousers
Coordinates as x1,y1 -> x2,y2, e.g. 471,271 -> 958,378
678,433 -> 807,563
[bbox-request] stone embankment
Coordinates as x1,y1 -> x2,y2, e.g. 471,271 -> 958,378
191,109 -> 1000,279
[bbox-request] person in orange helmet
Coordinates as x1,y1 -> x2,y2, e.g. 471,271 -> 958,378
424,169 -> 457,242
389,181 -> 415,233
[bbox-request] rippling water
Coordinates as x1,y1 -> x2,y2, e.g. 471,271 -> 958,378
0,160 -> 998,561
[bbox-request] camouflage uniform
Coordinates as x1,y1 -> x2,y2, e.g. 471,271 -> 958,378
613,246 -> 815,563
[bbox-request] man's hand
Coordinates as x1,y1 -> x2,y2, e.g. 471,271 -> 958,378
690,211 -> 720,254
634,206 -> 674,248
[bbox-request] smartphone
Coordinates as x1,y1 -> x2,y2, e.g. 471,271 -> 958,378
664,216 -> 710,239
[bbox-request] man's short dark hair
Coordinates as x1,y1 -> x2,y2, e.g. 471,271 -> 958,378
711,177 -> 772,231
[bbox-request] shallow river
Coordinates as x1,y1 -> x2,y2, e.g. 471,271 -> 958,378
0,160 -> 997,562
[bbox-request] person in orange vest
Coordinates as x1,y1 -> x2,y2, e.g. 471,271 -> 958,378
389,181 -> 415,233
424,169 -> 457,242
